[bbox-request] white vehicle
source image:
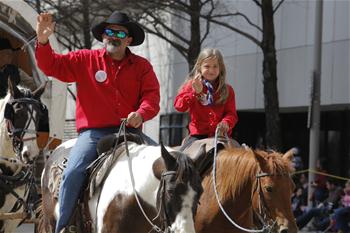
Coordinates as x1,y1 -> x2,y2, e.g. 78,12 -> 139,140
0,1 -> 67,232
0,0 -> 67,147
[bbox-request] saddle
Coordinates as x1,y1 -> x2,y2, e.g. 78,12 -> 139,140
47,132 -> 144,233
182,137 -> 241,176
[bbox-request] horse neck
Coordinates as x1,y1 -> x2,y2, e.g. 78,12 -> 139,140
0,94 -> 16,158
199,151 -> 258,218
196,169 -> 255,232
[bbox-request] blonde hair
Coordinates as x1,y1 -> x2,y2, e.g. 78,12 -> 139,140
186,48 -> 228,104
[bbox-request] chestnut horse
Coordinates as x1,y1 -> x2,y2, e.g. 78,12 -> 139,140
183,139 -> 298,233
38,138 -> 205,233
0,81 -> 48,233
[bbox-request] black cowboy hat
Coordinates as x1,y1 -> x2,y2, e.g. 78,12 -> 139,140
91,11 -> 145,46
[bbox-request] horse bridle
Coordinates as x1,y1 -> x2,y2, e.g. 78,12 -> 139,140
212,128 -> 274,233
4,97 -> 47,156
157,170 -> 177,233
254,172 -> 279,231
0,157 -> 39,223
117,119 -> 177,233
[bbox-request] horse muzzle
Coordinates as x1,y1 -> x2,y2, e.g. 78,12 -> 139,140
276,216 -> 298,233
277,221 -> 298,233
278,226 -> 288,233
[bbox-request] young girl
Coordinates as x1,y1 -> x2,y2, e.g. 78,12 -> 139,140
174,48 -> 238,148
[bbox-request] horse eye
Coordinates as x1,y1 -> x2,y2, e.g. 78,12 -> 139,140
265,186 -> 273,192
166,187 -> 176,195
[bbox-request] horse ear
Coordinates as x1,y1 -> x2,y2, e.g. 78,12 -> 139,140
254,151 -> 269,172
160,142 -> 176,170
195,143 -> 225,177
282,148 -> 296,162
8,77 -> 21,98
192,143 -> 208,176
32,81 -> 47,99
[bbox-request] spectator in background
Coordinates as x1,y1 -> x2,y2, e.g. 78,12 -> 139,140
0,37 -> 35,98
296,179 -> 344,231
310,159 -> 328,205
292,185 -> 308,218
332,180 -> 350,232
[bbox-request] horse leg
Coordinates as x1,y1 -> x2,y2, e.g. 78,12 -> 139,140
0,186 -> 26,233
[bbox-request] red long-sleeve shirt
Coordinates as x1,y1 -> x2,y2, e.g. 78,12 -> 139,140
35,43 -> 160,132
174,81 -> 238,136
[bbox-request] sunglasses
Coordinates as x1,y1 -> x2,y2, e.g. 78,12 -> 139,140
104,28 -> 128,39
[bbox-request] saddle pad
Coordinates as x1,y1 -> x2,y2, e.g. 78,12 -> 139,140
88,142 -> 131,197
48,157 -> 67,199
183,137 -> 240,159
47,138 -> 137,199
182,138 -> 240,176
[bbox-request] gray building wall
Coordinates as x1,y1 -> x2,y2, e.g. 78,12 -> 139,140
131,0 -> 349,142
137,0 -> 349,110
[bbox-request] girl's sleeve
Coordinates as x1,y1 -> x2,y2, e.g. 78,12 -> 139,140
174,81 -> 198,112
221,85 -> 238,130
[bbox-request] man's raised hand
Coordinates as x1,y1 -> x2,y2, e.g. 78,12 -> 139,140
36,13 -> 55,45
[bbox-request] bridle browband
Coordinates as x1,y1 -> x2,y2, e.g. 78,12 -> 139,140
4,97 -> 48,156
253,172 -> 279,231
116,119 -> 177,233
157,170 -> 177,233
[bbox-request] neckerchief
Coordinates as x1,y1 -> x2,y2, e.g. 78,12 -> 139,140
201,80 -> 213,106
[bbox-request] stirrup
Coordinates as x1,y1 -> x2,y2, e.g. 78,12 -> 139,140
59,225 -> 77,233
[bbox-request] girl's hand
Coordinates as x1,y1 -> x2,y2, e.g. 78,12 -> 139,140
36,13 -> 55,44
217,121 -> 229,136
192,72 -> 203,94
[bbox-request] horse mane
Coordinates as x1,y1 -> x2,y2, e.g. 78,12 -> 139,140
254,150 -> 294,175
171,151 -> 195,183
203,147 -> 294,202
13,87 -> 34,98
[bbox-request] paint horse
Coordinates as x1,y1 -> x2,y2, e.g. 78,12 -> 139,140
38,136 -> 205,233
184,139 -> 298,233
0,80 -> 48,233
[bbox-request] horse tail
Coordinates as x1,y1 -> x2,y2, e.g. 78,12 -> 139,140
36,196 -> 55,233
36,200 -> 45,233
36,198 -> 50,233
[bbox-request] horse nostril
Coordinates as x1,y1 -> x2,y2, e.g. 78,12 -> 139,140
279,228 -> 288,233
22,151 -> 30,163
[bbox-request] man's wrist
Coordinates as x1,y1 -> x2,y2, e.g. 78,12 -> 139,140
38,39 -> 49,45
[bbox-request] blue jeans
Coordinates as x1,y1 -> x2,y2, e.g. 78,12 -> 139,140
296,207 -> 329,230
55,127 -> 156,233
333,207 -> 350,232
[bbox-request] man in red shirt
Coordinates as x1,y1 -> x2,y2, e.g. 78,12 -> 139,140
35,11 -> 160,233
